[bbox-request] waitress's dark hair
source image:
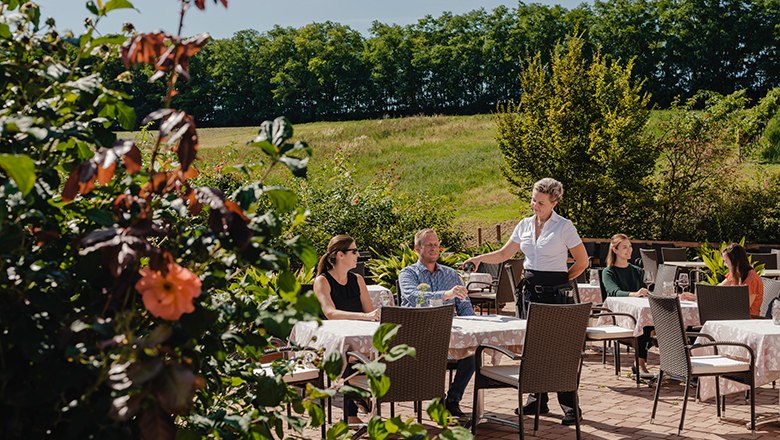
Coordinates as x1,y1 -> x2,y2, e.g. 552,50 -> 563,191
723,243 -> 753,284
317,235 -> 355,275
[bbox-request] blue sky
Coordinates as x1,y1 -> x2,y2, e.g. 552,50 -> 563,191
35,0 -> 589,39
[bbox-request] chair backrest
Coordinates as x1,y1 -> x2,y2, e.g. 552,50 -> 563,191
496,261 -> 519,304
519,302 -> 591,394
378,305 -> 454,403
597,268 -> 608,302
639,248 -> 658,280
648,295 -> 691,378
695,283 -> 750,324
661,247 -> 687,263
394,278 -> 402,309
748,252 -> 778,270
651,264 -> 677,295
760,277 -> 780,317
476,261 -> 501,281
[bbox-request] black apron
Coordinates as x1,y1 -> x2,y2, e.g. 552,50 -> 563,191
521,269 -> 574,305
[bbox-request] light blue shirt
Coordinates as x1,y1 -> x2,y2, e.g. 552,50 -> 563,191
398,260 -> 475,316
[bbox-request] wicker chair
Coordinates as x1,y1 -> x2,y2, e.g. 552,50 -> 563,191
694,284 -> 751,324
647,295 -> 755,436
760,277 -> 780,317
651,264 -> 678,295
468,262 -> 518,315
586,309 -> 641,387
639,249 -> 658,283
255,338 -> 327,437
748,252 -> 779,270
347,305 -> 454,423
661,247 -> 687,263
470,302 -> 591,439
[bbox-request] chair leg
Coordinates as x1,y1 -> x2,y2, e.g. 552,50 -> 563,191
320,398 -> 326,439
749,375 -> 756,435
602,341 -> 607,364
518,391 -> 525,440
390,402 -> 394,418
417,401 -> 422,423
633,339 -> 640,388
614,341 -> 621,376
533,393 -> 541,434
651,370 -> 664,423
715,376 -> 721,418
471,380 -> 480,435
573,392 -> 582,440
679,376 -> 691,436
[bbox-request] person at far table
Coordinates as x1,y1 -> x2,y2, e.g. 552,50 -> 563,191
398,228 -> 475,419
680,243 -> 763,317
602,233 -> 654,377
313,234 -> 379,425
464,177 -> 588,426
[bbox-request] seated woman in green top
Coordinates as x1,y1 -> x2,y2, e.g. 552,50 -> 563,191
602,233 -> 653,376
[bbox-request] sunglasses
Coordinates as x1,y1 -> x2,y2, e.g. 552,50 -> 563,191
341,248 -> 359,255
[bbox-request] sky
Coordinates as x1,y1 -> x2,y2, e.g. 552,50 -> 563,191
34,0 -> 589,39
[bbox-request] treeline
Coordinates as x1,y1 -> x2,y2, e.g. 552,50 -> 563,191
114,0 -> 779,126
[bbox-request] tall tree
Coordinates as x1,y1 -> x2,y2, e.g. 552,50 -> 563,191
496,34 -> 654,237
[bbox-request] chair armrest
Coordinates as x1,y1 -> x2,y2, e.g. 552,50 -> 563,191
475,344 -> 521,363
346,351 -> 371,365
690,341 -> 755,365
591,306 -> 612,313
590,311 -> 637,327
686,332 -> 714,342
466,281 -> 492,291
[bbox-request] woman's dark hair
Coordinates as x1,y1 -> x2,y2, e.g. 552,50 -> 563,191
317,234 -> 355,275
723,243 -> 753,284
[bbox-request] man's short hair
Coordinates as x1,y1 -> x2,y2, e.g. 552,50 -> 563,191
414,228 -> 437,248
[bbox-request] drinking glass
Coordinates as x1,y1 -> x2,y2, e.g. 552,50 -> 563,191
662,281 -> 675,297
643,270 -> 654,290
589,269 -> 599,286
677,273 -> 689,292
379,290 -> 392,307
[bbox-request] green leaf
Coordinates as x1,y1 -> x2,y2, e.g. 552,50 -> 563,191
0,23 -> 11,39
426,398 -> 449,426
86,208 -> 115,226
277,271 -> 298,297
303,400 -> 325,427
337,384 -> 370,400
439,426 -> 474,439
306,385 -> 336,400
115,101 -> 136,130
279,155 -> 309,178
384,344 -> 415,362
353,361 -> 386,379
0,154 -> 36,196
368,374 -> 390,398
264,187 -> 297,213
247,139 -> 278,157
326,422 -> 350,440
367,416 -> 390,440
322,352 -> 343,381
254,376 -> 287,406
372,323 -> 399,353
103,0 -> 136,14
86,1 -> 100,15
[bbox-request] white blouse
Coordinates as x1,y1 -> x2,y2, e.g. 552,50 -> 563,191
510,211 -> 582,272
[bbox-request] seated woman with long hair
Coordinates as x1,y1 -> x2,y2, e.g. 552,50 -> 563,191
313,234 -> 378,424
681,243 -> 763,317
602,233 -> 653,376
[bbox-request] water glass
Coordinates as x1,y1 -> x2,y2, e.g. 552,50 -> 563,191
379,290 -> 391,307
589,269 -> 599,286
662,281 -> 675,297
677,273 -> 689,292
430,298 -> 444,307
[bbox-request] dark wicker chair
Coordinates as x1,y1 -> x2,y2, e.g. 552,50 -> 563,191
647,295 -> 755,436
694,284 -> 751,324
347,305 -> 454,423
468,262 -> 518,315
760,277 -> 780,317
651,264 -> 678,295
748,252 -> 778,270
470,302 -> 591,439
639,248 -> 658,283
661,247 -> 687,263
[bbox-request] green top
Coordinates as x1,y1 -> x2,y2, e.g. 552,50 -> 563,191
602,264 -> 643,297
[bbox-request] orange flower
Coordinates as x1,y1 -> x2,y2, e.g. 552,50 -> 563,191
136,262 -> 202,320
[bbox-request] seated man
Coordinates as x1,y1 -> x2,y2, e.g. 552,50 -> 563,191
398,228 -> 474,418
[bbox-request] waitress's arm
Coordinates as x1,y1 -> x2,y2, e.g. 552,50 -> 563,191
464,240 -> 521,268
567,244 -> 589,281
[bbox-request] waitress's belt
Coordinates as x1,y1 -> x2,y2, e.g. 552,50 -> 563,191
529,282 -> 573,294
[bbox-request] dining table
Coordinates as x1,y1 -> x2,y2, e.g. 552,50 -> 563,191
577,283 -> 602,305
600,296 -> 700,336
763,269 -> 780,279
695,319 -> 780,402
366,284 -> 394,308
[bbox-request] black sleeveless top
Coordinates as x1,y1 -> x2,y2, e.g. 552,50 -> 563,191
324,272 -> 363,313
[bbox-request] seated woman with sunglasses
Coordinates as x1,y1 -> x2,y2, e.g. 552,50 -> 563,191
313,234 -> 379,425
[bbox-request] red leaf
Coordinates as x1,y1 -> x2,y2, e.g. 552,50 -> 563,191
96,162 -> 116,185
154,363 -> 201,415
62,166 -> 81,202
123,145 -> 143,174
194,0 -> 228,10
121,32 -> 171,69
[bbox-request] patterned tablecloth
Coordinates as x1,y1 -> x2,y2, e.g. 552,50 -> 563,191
289,315 -> 526,362
600,297 -> 700,336
696,319 -> 780,401
366,284 -> 394,308
577,283 -> 602,305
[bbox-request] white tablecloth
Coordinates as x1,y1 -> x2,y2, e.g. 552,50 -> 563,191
696,319 -> 780,401
600,297 -> 700,336
577,283 -> 602,305
289,315 -> 526,361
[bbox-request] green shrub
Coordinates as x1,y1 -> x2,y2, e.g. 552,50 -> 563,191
761,111 -> 780,163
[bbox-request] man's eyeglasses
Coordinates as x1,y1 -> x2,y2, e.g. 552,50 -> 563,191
342,248 -> 359,255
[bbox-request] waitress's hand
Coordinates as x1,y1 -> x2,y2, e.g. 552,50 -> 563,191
444,285 -> 468,301
462,257 -> 480,272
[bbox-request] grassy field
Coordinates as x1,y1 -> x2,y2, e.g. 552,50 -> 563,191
127,111 -> 776,240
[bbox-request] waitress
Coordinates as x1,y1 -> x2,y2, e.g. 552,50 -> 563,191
464,177 -> 588,426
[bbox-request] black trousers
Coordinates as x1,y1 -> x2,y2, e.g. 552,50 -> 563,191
522,270 -> 577,414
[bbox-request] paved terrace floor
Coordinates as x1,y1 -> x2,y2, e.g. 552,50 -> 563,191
301,307 -> 780,439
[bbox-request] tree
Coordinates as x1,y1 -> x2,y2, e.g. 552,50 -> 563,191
496,33 -> 654,238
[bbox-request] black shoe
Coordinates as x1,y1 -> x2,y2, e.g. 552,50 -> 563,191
514,400 -> 550,416
445,400 -> 467,418
561,409 -> 583,426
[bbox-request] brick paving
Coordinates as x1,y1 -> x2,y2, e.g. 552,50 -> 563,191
300,306 -> 780,439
